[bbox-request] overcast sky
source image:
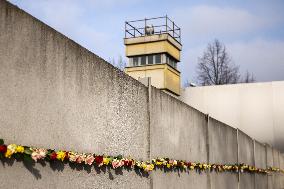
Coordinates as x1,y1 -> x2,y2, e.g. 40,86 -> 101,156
9,0 -> 284,84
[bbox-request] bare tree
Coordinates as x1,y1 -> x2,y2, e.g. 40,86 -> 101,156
242,70 -> 255,83
196,39 -> 240,86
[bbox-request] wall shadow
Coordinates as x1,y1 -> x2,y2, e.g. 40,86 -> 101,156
0,157 -> 149,180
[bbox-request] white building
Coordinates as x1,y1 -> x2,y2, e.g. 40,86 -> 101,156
180,81 -> 284,152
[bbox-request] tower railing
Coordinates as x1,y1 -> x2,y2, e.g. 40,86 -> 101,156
125,16 -> 181,43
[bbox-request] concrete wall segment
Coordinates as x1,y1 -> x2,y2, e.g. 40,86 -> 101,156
0,0 -> 150,188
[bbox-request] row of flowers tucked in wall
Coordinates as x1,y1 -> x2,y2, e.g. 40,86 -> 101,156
0,139 -> 283,174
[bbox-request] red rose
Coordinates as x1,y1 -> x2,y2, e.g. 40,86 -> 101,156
94,156 -> 103,165
128,160 -> 133,167
64,152 -> 69,161
124,160 -> 128,166
50,152 -> 57,160
0,145 -> 7,153
124,160 -> 133,167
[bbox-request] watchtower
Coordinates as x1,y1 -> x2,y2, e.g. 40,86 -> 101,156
124,16 -> 182,96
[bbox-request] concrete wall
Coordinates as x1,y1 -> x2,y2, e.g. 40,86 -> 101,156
280,154 -> 284,189
238,130 -> 255,189
150,87 -> 209,189
254,141 -> 267,189
180,81 -> 284,152
0,0 -> 283,189
0,0 -> 150,188
208,118 -> 238,189
266,146 -> 274,189
273,149 -> 281,189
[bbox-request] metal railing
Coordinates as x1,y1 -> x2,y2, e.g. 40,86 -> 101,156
125,16 -> 181,43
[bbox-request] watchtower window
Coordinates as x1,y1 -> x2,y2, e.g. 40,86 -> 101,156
165,54 -> 177,69
141,56 -> 146,65
148,55 -> 153,64
133,57 -> 139,66
155,54 -> 161,64
128,53 -> 177,70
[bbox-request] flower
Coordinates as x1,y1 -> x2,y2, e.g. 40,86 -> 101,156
68,152 -> 77,162
50,152 -> 57,160
5,149 -> 13,158
16,145 -> 24,153
76,154 -> 85,164
112,159 -> 124,169
31,148 -> 47,162
5,144 -> 17,158
124,159 -> 133,167
166,163 -> 171,168
144,164 -> 154,172
95,156 -> 104,166
141,162 -> 147,169
56,151 -> 66,161
103,157 -> 110,165
0,145 -> 7,153
7,144 -> 17,153
85,154 -> 95,165
135,161 -> 142,168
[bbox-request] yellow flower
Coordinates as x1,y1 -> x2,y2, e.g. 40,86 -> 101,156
103,157 -> 110,165
142,162 -> 147,169
5,149 -> 13,158
155,161 -> 162,166
56,151 -> 66,161
190,166 -> 195,170
7,144 -> 17,153
166,163 -> 171,168
136,161 -> 142,168
16,145 -> 24,153
144,164 -> 154,172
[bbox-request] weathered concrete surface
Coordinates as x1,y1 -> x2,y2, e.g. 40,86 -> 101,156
267,146 -> 274,189
0,0 -> 150,188
273,149 -> 281,189
255,141 -> 268,189
150,87 -> 209,189
280,154 -> 284,189
238,130 -> 254,189
208,118 -> 238,189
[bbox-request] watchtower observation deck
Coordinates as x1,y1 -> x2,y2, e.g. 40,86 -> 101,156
124,16 -> 182,96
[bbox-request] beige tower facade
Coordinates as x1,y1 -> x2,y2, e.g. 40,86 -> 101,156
124,16 -> 182,96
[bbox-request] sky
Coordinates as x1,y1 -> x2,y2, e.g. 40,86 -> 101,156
8,0 -> 284,85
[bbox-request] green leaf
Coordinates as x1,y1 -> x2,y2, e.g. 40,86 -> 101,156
0,153 -> 3,159
24,147 -> 32,155
23,154 -> 33,162
0,139 -> 4,145
13,153 -> 21,159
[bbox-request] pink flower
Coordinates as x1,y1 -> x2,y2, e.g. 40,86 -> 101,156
112,160 -> 119,169
68,152 -> 77,162
112,159 -> 124,169
76,154 -> 85,164
85,155 -> 95,165
31,148 -> 47,162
